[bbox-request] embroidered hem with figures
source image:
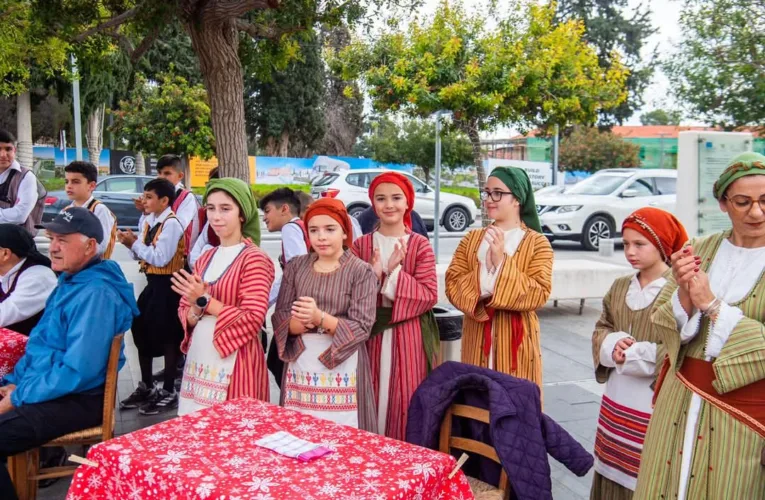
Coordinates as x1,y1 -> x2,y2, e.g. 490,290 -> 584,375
284,368 -> 357,412
180,360 -> 234,408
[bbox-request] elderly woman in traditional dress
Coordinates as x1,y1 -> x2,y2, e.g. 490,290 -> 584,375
445,167 -> 553,385
352,172 -> 438,441
590,208 -> 688,499
273,198 -> 378,430
635,152 -> 765,500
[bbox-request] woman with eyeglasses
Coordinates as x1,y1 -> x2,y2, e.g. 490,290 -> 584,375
634,152 -> 765,500
445,167 -> 553,387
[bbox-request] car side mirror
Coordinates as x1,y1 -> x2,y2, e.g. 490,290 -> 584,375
621,189 -> 639,198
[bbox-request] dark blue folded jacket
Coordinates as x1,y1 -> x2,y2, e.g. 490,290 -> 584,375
406,362 -> 593,500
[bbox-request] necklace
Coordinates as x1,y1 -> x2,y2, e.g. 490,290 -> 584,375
314,261 -> 340,273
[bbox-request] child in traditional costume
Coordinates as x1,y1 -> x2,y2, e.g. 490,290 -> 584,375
635,152 -> 765,500
352,172 -> 438,440
118,179 -> 185,415
273,198 -> 378,430
445,167 -> 553,385
173,178 -> 274,416
590,207 -> 688,499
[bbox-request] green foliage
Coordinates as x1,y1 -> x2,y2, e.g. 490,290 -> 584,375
191,183 -> 311,203
243,31 -> 326,157
331,0 -> 629,199
665,0 -> 764,129
441,185 -> 478,206
0,1 -> 69,96
556,0 -> 657,126
559,126 -> 641,172
355,116 -> 473,181
639,109 -> 683,126
41,177 -> 66,192
110,72 -> 215,159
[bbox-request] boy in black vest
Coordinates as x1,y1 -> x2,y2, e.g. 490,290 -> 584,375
0,129 -> 45,236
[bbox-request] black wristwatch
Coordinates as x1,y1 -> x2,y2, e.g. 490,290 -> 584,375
196,294 -> 211,312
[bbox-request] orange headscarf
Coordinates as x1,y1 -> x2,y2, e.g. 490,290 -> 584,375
303,198 -> 353,249
622,207 -> 688,264
368,171 -> 415,229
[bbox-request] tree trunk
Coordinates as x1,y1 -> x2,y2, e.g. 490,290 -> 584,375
135,151 -> 146,175
422,167 -> 431,184
265,136 -> 278,157
15,92 -> 33,169
186,18 -> 250,182
86,104 -> 105,170
464,123 -> 489,226
278,129 -> 289,157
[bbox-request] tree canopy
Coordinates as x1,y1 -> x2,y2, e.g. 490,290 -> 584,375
665,0 -> 764,129
559,125 -> 640,172
639,108 -> 682,126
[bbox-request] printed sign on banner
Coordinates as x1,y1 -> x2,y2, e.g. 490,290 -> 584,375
485,159 -> 554,190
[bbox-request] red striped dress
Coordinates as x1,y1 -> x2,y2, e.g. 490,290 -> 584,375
352,232 -> 438,441
178,239 -> 274,402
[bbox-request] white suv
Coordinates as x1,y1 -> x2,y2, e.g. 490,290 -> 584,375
535,168 -> 677,250
311,169 -> 479,232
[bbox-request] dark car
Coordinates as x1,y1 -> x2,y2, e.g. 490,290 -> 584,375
43,175 -> 156,230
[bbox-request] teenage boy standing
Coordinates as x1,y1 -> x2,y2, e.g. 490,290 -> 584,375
63,161 -> 117,258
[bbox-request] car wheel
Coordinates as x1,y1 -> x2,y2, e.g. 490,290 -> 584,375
347,205 -> 367,219
581,215 -> 613,251
443,206 -> 469,232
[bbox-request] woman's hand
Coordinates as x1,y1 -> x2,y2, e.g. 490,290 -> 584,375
688,270 -> 716,312
671,246 -> 700,290
612,337 -> 635,364
171,270 -> 208,304
292,296 -> 322,327
387,237 -> 408,274
486,226 -> 505,272
371,248 -> 384,282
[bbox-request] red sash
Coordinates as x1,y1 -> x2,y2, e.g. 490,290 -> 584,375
483,308 -> 525,371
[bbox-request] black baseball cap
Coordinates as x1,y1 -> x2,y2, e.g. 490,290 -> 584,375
37,207 -> 104,243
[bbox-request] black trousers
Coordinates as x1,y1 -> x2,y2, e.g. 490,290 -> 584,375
0,391 -> 104,500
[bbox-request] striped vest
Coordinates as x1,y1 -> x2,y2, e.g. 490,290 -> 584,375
139,215 -> 186,275
86,199 -> 117,260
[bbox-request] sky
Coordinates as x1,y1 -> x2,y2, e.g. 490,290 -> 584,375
394,0 -> 686,139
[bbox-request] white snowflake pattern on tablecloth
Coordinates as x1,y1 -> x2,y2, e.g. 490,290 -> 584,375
65,398 -> 474,500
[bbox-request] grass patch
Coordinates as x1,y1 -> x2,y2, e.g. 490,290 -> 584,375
442,186 -> 479,206
41,178 -> 66,192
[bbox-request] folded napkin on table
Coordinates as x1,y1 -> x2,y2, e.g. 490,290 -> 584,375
255,431 -> 334,462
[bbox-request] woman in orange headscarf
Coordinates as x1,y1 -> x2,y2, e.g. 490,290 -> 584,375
590,207 -> 688,499
352,172 -> 438,440
273,198 -> 378,430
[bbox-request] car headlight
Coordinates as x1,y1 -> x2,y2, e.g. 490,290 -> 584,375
555,205 -> 582,214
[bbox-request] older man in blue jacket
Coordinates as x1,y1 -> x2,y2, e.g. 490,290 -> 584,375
0,208 -> 139,499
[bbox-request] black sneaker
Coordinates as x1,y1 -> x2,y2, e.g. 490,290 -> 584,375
120,381 -> 155,409
139,389 -> 178,416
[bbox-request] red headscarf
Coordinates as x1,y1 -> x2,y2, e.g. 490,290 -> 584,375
303,198 -> 353,249
622,207 -> 688,264
368,171 -> 415,229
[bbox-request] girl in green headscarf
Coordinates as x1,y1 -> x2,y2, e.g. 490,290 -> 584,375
635,151 -> 765,500
172,177 -> 275,415
445,167 -> 553,388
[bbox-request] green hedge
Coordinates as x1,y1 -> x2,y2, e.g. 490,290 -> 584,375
442,186 -> 479,207
41,178 -> 66,192
192,183 -> 311,203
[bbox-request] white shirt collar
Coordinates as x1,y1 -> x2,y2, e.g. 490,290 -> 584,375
1,258 -> 27,293
0,161 -> 22,183
70,196 -> 95,208
625,273 -> 667,311
175,182 -> 184,191
147,206 -> 173,226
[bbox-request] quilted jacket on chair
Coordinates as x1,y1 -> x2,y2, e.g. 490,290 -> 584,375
406,361 -> 593,500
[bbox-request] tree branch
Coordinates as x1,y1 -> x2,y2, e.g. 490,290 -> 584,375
103,31 -> 136,55
235,19 -> 303,40
210,0 -> 279,20
130,24 -> 163,64
73,5 -> 144,42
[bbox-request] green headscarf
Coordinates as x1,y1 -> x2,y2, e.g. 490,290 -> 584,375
203,178 -> 261,245
488,167 -> 542,233
713,152 -> 765,200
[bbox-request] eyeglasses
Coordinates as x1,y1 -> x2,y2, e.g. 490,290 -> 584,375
481,190 -> 514,202
724,194 -> 765,213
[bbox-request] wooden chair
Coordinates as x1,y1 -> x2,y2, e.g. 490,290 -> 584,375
439,403 -> 511,500
8,334 -> 124,500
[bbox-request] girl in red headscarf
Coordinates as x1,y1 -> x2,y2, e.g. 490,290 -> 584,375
352,172 -> 438,440
590,207 -> 688,499
273,198 -> 378,429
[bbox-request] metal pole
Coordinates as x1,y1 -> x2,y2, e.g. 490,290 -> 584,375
659,134 -> 665,169
71,54 -> 83,161
62,130 -> 67,167
433,111 -> 442,263
552,124 -> 560,186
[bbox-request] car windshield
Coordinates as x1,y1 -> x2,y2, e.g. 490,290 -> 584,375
566,174 -> 630,195
313,173 -> 338,187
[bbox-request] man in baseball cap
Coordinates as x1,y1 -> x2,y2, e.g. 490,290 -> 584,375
0,208 -> 139,499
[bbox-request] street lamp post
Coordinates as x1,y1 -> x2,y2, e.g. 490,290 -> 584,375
433,111 -> 445,263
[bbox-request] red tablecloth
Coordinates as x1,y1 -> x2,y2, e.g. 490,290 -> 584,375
67,398 -> 475,500
0,328 -> 26,379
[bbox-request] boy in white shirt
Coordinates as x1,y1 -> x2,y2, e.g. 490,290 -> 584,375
64,161 -> 117,258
